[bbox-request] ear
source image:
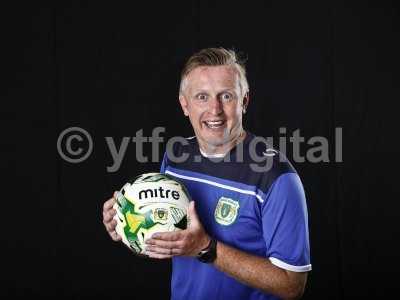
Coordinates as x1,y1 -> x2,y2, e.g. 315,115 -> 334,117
179,94 -> 190,117
242,92 -> 249,113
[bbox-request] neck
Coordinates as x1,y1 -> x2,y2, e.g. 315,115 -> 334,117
199,130 -> 247,157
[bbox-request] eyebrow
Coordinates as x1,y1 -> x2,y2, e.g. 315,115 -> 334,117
192,88 -> 236,94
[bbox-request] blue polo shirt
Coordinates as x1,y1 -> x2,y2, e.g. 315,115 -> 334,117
160,133 -> 311,300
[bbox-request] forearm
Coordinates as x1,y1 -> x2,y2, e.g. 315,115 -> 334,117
213,241 -> 306,300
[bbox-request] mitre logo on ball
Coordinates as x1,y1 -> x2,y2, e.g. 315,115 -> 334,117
113,173 -> 191,255
138,186 -> 180,200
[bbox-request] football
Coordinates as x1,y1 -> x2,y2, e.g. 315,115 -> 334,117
113,172 -> 190,255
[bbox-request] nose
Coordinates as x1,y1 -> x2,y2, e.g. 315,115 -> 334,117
208,96 -> 223,115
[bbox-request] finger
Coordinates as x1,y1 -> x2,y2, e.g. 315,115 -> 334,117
146,238 -> 182,249
151,231 -> 182,241
110,231 -> 122,242
188,201 -> 199,227
146,250 -> 173,259
105,219 -> 117,233
103,209 -> 117,222
145,245 -> 181,255
189,200 -> 195,212
146,246 -> 183,256
103,197 -> 116,210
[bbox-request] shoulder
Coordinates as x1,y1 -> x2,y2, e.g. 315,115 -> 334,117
165,135 -> 199,163
243,133 -> 298,193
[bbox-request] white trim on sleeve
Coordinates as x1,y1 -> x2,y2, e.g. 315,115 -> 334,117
269,257 -> 312,272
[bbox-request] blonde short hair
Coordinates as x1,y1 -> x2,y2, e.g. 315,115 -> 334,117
179,47 -> 249,96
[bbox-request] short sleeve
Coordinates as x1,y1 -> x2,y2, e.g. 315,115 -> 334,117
160,151 -> 168,174
262,172 -> 312,272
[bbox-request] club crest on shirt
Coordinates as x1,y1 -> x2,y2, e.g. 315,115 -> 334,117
214,197 -> 240,226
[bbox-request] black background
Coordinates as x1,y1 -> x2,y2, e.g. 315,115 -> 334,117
7,1 -> 400,299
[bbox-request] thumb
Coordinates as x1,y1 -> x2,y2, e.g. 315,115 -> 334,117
188,201 -> 200,228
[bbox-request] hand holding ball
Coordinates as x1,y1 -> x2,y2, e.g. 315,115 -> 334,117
113,173 -> 190,255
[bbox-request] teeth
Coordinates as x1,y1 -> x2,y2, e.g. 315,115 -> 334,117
205,120 -> 224,128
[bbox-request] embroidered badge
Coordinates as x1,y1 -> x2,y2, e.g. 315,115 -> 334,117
214,197 -> 240,226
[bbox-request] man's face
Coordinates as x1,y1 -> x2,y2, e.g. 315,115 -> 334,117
179,65 -> 248,153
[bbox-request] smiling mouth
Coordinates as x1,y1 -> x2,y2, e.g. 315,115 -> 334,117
203,120 -> 226,129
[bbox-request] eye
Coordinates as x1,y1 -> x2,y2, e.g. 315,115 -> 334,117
220,92 -> 233,102
195,93 -> 208,101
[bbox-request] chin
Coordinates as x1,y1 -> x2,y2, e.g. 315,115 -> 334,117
202,134 -> 231,147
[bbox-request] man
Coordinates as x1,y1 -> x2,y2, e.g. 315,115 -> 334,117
103,48 -> 311,300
